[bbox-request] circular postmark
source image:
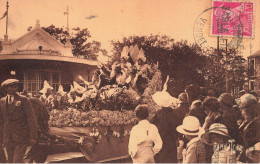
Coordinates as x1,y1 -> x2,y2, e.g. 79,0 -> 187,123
193,7 -> 243,52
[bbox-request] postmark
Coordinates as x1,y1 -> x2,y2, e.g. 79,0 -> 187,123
193,6 -> 244,51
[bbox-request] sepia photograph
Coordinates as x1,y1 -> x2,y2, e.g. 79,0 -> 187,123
0,0 -> 259,163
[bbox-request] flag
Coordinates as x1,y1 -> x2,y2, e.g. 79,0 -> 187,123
0,10 -> 7,20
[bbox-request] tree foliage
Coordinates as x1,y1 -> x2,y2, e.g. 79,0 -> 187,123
42,25 -> 106,60
110,34 -> 247,97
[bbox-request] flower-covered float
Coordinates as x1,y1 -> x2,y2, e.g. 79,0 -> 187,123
40,45 -> 179,162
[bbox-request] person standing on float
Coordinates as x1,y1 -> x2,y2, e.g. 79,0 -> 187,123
0,79 -> 37,163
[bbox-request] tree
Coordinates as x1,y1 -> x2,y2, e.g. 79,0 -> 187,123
111,35 -> 207,97
110,34 -> 247,97
202,48 -> 247,94
42,25 -> 107,60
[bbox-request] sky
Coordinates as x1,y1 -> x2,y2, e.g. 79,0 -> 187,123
0,0 -> 259,62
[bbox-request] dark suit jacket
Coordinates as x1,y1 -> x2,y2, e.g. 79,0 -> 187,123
0,93 -> 37,146
151,107 -> 180,163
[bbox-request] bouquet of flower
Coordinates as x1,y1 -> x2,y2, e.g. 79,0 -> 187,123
49,109 -> 137,127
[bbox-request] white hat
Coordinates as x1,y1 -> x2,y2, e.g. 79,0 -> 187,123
152,91 -> 179,108
203,123 -> 230,138
39,80 -> 53,93
1,79 -> 19,87
152,75 -> 179,108
57,85 -> 67,96
73,81 -> 86,94
176,116 -> 205,136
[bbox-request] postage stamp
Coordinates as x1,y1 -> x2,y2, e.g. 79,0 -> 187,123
193,1 -> 255,51
211,1 -> 254,38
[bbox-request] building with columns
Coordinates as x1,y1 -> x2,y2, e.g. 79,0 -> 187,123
0,20 -> 97,94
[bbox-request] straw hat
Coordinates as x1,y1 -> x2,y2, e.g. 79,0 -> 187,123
239,94 -> 258,109
176,116 -> 205,136
1,79 -> 19,87
152,75 -> 179,108
39,80 -> 53,94
57,85 -> 67,96
203,123 -> 230,138
218,93 -> 235,107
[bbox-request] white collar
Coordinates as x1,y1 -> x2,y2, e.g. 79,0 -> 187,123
138,119 -> 150,126
187,137 -> 200,148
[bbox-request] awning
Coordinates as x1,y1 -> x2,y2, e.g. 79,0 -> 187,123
0,54 -> 98,66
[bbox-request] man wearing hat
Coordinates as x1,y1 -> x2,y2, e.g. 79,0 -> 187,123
218,93 -> 239,141
237,94 -> 260,162
0,79 -> 37,163
176,116 -> 207,163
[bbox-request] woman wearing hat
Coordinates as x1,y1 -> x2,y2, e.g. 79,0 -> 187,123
151,76 -> 181,163
200,123 -> 232,163
176,116 -> 207,163
128,105 -> 162,163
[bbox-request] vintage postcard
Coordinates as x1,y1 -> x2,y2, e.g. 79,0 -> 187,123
0,0 -> 259,163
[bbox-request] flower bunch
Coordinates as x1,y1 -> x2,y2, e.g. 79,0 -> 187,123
89,127 -> 102,143
112,131 -> 120,138
49,109 -> 137,127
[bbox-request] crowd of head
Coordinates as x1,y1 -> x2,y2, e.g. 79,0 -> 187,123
129,83 -> 260,163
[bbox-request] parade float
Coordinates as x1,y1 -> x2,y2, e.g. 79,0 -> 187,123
39,45 -> 177,163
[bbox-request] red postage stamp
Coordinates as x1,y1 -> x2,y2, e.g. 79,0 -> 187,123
211,1 -> 254,38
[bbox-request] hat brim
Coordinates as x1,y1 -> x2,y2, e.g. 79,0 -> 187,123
177,125 -> 205,136
1,79 -> 19,87
152,92 -> 178,107
202,130 -> 230,139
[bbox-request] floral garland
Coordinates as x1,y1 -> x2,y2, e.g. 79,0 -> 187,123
49,108 -> 138,127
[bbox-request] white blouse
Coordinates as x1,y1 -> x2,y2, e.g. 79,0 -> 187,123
128,119 -> 163,157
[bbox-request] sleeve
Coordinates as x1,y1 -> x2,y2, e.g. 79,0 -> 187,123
24,98 -> 38,140
128,127 -> 138,157
183,146 -> 198,163
152,126 -> 163,155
